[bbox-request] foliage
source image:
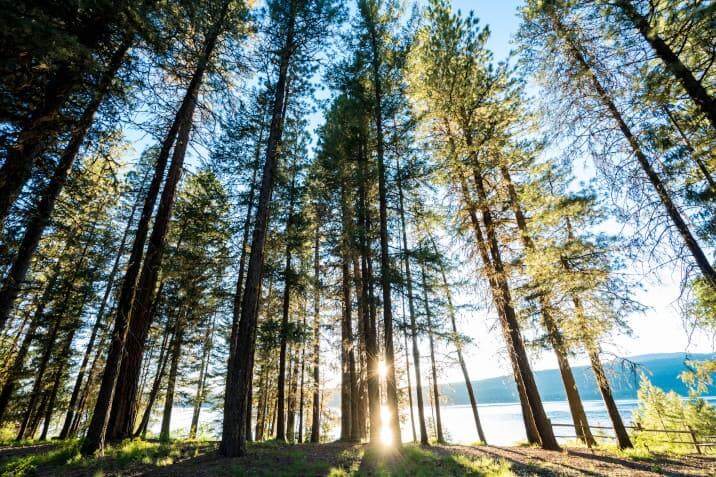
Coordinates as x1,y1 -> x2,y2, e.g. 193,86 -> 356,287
632,375 -> 716,453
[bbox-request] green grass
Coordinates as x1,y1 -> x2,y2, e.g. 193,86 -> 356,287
0,439 -> 515,477
360,444 -> 513,477
0,438 -> 210,477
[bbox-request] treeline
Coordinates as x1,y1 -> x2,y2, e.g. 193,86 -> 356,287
0,0 -> 713,460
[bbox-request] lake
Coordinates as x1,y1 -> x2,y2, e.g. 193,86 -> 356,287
151,397 -> 716,445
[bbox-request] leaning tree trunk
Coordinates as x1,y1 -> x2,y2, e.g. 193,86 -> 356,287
499,164 -> 596,446
469,166 -> 560,450
613,0 -> 716,130
458,174 -> 540,444
550,9 -> 716,292
0,39 -> 131,333
81,2 -> 229,453
427,232 -> 486,443
585,337 -> 633,449
221,2 -> 296,456
108,100 -> 195,440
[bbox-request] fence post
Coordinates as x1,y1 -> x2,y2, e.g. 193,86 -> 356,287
687,426 -> 701,455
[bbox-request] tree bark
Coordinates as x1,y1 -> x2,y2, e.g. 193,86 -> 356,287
221,1 -> 296,456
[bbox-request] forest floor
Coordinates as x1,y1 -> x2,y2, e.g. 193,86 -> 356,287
0,438 -> 714,476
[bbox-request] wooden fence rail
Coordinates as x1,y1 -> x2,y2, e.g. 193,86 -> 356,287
550,421 -> 715,454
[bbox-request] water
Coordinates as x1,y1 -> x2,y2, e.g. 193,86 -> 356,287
152,397 -> 716,445
435,399 -> 639,445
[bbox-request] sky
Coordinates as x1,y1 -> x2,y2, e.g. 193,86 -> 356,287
432,0 -> 716,384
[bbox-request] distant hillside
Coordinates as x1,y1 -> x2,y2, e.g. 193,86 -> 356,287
439,352 -> 715,405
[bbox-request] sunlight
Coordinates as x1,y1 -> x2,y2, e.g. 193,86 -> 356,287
378,360 -> 387,379
379,405 -> 393,446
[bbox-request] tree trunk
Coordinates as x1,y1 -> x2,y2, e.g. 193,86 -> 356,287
426,232 -> 486,443
159,310 -> 185,442
189,313 -> 215,439
108,90 -> 196,441
366,10 -> 401,446
81,3 -> 229,454
469,167 -> 559,450
0,39 -> 131,333
551,10 -> 716,292
396,159 -> 428,445
221,2 -> 296,456
459,174 -> 540,444
587,342 -> 633,449
614,0 -> 716,129
421,264 -> 444,444
499,164 -> 595,446
310,222 -> 321,443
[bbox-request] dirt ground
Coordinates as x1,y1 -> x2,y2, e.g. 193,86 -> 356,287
439,444 -> 716,477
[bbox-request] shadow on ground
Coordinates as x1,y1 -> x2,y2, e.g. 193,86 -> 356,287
1,439 -> 715,476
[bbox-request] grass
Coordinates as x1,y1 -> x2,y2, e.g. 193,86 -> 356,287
0,438 -> 213,477
360,444 -> 513,477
